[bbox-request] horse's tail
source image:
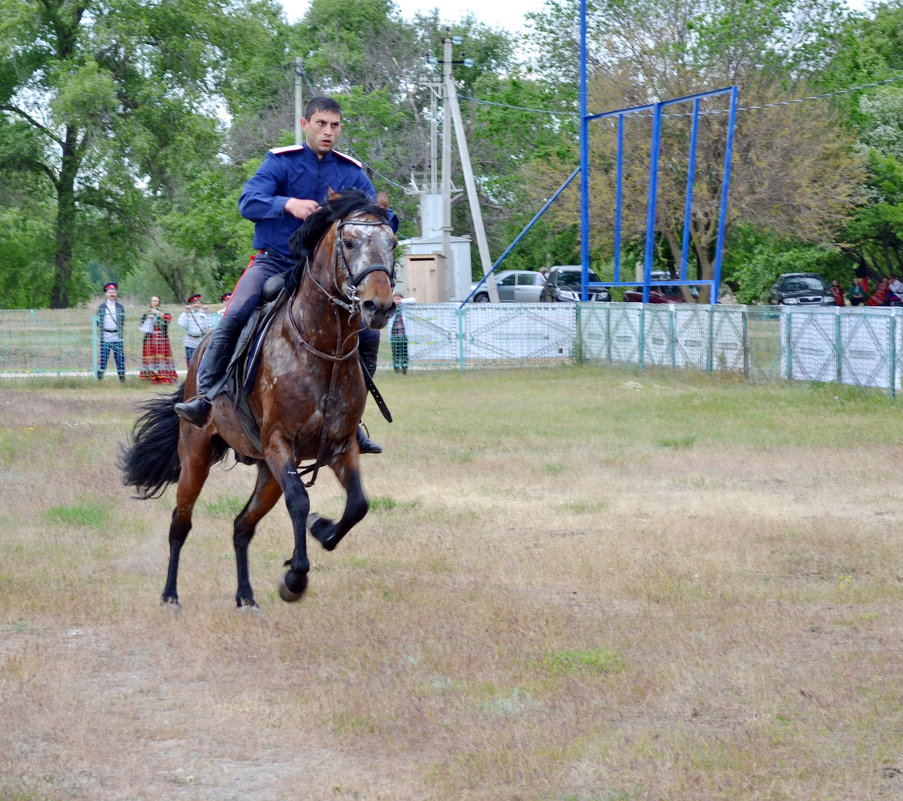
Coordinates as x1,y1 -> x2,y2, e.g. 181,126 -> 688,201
119,384 -> 185,500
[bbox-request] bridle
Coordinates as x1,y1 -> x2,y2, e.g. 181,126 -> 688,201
289,214 -> 396,351
330,217 -> 397,314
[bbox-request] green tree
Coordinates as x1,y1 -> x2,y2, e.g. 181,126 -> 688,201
819,3 -> 903,281
0,0 -> 285,308
525,0 -> 862,300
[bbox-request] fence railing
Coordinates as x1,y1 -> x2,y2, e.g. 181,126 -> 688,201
0,304 -> 899,395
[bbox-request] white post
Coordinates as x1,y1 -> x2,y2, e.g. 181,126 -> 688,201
447,71 -> 498,302
441,37 -> 454,301
294,57 -> 303,146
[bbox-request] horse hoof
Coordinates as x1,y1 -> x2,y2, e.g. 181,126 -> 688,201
160,596 -> 181,613
308,515 -> 337,551
236,598 -> 261,613
278,571 -> 308,603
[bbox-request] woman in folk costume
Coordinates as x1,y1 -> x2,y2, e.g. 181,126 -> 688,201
138,296 -> 178,384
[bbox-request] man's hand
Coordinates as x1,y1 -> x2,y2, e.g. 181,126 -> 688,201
284,198 -> 320,220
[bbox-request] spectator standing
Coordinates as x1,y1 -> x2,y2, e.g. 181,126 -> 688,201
848,277 -> 867,306
887,274 -> 903,306
830,280 -> 845,306
95,281 -> 125,382
854,263 -> 870,294
138,296 -> 178,384
177,294 -> 210,367
208,293 -> 233,329
390,293 -> 409,374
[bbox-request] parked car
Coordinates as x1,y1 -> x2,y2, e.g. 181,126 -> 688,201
539,265 -> 611,303
768,273 -> 835,306
623,284 -> 698,303
623,271 -> 699,303
470,270 -> 545,303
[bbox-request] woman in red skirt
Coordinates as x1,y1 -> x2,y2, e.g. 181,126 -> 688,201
139,296 -> 178,384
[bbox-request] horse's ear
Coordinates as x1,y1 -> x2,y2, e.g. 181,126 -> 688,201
376,190 -> 389,210
327,186 -> 340,201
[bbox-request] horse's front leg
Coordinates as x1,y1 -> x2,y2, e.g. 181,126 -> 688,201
265,439 -> 312,603
310,451 -> 368,552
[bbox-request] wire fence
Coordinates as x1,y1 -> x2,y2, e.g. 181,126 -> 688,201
1,304 -> 900,395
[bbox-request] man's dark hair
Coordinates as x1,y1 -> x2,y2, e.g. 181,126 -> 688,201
304,96 -> 342,120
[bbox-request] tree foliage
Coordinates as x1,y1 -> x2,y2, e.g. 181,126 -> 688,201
0,0 -> 897,308
0,0 -> 285,307
525,0 -> 863,300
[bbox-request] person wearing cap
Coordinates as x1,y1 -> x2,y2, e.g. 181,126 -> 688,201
94,282 -> 126,382
208,292 -> 232,329
174,95 -> 398,456
176,294 -> 210,367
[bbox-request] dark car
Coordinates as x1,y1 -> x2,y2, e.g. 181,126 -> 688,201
470,270 -> 545,303
539,265 -> 611,303
623,284 -> 697,303
768,273 -> 835,306
623,270 -> 699,303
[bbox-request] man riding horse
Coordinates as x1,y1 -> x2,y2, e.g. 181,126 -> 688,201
175,96 -> 399,453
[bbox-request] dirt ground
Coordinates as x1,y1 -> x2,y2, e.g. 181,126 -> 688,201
2,374 -> 903,801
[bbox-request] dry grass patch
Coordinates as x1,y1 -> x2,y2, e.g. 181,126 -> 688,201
1,370 -> 902,800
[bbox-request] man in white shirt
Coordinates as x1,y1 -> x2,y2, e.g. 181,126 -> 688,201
94,282 -> 125,382
177,294 -> 210,367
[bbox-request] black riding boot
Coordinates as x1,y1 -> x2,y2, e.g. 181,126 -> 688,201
357,335 -> 382,454
174,315 -> 243,428
357,425 -> 382,454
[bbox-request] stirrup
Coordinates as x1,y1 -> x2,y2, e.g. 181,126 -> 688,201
357,425 -> 382,455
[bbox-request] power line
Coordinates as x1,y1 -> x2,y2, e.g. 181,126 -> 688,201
460,72 -> 903,118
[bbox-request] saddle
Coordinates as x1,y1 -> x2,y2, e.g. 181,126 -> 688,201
216,274 -> 289,454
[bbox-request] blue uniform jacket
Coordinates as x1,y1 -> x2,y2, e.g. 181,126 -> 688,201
238,145 -> 399,257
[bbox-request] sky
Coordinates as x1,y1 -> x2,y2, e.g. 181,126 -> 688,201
278,0 -> 549,32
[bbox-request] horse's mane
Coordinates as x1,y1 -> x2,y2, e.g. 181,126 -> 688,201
287,189 -> 390,290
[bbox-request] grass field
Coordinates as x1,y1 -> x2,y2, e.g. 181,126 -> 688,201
1,367 -> 902,800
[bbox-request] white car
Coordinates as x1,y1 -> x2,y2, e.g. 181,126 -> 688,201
471,270 -> 545,303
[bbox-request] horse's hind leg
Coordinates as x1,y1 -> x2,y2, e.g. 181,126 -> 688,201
161,429 -> 214,608
233,462 -> 283,608
309,454 -> 368,552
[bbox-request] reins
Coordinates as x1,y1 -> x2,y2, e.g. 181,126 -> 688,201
288,214 -> 395,486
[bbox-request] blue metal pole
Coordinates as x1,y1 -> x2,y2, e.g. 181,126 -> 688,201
680,98 -> 701,281
458,167 -> 580,307
613,114 -> 624,284
579,0 -> 590,302
711,86 -> 739,305
642,102 -> 663,303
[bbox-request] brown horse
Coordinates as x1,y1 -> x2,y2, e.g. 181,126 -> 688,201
121,190 -> 398,608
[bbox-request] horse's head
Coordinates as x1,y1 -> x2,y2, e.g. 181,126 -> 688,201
290,189 -> 398,329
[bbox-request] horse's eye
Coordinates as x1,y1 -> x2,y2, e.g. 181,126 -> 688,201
342,238 -> 354,249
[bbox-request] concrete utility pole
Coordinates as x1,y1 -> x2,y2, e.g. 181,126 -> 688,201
294,57 -> 304,145
441,36 -> 454,301
441,34 -> 499,303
